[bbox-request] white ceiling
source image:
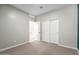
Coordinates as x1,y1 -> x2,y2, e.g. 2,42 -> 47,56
11,4 -> 70,16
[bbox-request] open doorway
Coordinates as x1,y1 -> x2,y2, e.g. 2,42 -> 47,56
29,21 -> 40,42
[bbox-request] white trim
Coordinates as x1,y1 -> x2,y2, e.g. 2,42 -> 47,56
0,41 -> 28,52
58,44 -> 79,53
59,44 -> 79,55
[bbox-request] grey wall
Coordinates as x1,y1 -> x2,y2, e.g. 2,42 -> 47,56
59,5 -> 77,48
36,5 -> 77,48
0,5 -> 29,49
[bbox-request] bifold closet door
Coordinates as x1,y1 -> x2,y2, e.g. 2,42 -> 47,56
49,20 -> 59,44
42,20 -> 59,44
42,21 -> 50,42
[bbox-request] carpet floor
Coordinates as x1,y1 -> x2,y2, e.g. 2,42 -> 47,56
0,41 -> 78,55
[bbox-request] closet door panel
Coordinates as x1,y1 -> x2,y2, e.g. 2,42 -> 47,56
42,21 -> 50,42
49,20 -> 59,44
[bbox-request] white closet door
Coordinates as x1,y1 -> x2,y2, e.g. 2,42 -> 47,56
49,20 -> 59,44
42,21 -> 50,42
42,20 -> 59,44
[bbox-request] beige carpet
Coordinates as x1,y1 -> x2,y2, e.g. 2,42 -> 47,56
0,41 -> 78,55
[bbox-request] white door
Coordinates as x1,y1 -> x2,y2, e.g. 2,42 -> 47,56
29,21 -> 40,42
42,21 -> 50,42
49,20 -> 59,44
42,20 -> 59,44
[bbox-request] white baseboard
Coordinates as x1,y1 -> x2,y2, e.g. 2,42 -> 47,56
59,44 -> 79,55
0,41 -> 28,52
58,44 -> 78,50
38,41 -> 79,54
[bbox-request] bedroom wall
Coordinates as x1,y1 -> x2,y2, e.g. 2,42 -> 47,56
0,5 -> 29,49
36,5 -> 78,48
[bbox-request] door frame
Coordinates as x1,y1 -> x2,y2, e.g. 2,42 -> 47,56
77,4 -> 79,49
